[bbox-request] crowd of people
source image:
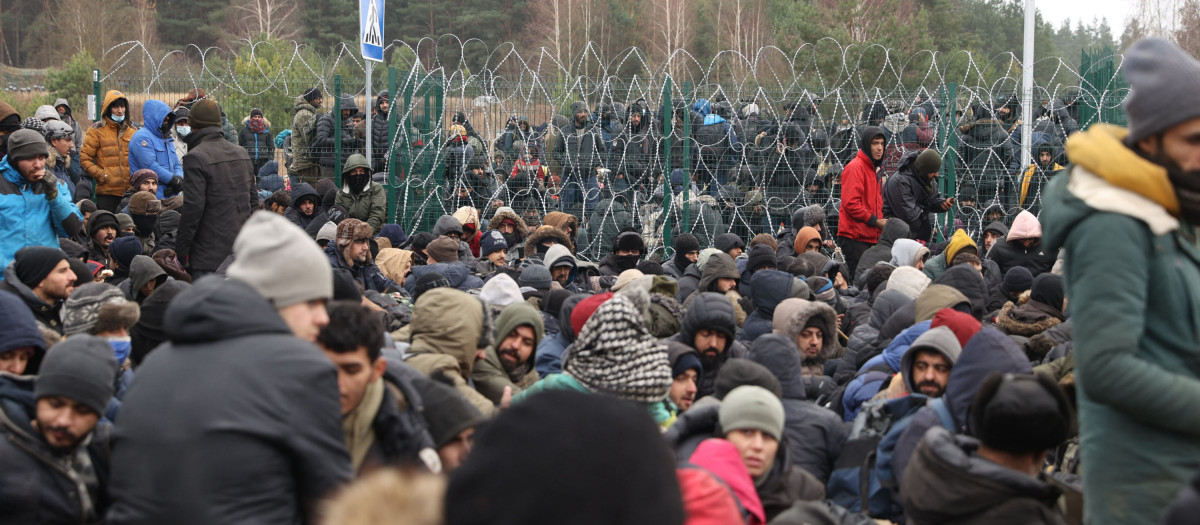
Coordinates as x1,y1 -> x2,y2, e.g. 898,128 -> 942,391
0,36 -> 1199,525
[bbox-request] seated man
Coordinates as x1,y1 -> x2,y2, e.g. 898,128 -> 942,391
334,154 -> 386,234
0,335 -> 119,522
901,373 -> 1072,524
325,219 -> 400,294
666,342 -> 702,414
0,246 -> 76,334
471,302 -> 544,403
316,301 -> 437,475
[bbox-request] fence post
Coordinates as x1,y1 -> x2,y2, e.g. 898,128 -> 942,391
334,75 -> 343,188
91,69 -> 102,121
661,77 -> 673,251
937,82 -> 958,241
682,81 -> 693,239
386,67 -> 398,224
402,71 -> 416,231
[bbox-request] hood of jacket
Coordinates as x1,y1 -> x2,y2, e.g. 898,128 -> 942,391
688,438 -> 768,524
886,266 -> 931,300
452,206 -> 480,231
432,215 -> 464,237
748,270 -> 795,318
784,300 -> 839,361
942,327 -> 1032,430
859,125 -> 887,154
141,99 -> 175,140
1060,124 -> 1180,218
542,212 -> 579,237
900,325 -> 964,393
903,427 -> 1063,523
409,287 -> 485,375
101,90 -> 129,127
943,229 -> 977,267
293,96 -> 318,114
526,225 -> 573,255
164,275 -> 293,344
291,183 -> 321,213
697,253 -> 740,293
870,289 -> 913,330
877,218 -> 910,248
412,262 -> 475,290
681,292 -> 737,351
488,209 -> 530,242
793,227 -> 823,255
983,221 -> 1010,239
1007,210 -> 1042,241
747,333 -> 807,400
127,255 -> 166,298
544,244 -> 577,283
931,265 -> 989,319
914,284 -> 971,323
890,239 -> 928,268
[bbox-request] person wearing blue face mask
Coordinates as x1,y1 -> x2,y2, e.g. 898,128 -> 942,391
81,90 -> 136,213
59,283 -> 141,411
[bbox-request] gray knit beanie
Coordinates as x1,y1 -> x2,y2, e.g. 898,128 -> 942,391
719,385 -> 786,441
228,211 -> 332,308
1123,37 -> 1200,144
36,335 -> 118,415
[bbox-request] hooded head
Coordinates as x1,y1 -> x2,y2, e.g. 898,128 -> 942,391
877,219 -> 910,248
1007,210 -> 1043,242
942,327 -> 1034,430
410,287 -> 485,377
858,126 -> 887,166
943,229 -> 978,267
342,154 -> 372,194
784,300 -> 839,366
899,325 -> 963,397
914,284 -> 971,323
793,227 -> 823,254
885,266 -> 932,300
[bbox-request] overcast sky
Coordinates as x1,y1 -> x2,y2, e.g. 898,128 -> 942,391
1035,0 -> 1135,36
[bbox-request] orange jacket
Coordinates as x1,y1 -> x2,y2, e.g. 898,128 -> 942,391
80,90 -> 136,197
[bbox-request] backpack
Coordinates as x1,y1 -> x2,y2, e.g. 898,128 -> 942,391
826,394 -> 936,516
869,397 -> 955,520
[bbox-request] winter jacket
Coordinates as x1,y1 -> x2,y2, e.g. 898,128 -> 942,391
284,183 -> 323,230
882,150 -> 948,242
403,287 -> 495,417
987,211 -> 1056,276
842,321 -> 931,421
673,291 -> 748,399
81,90 -> 136,197
854,220 -> 910,285
890,327 -> 1031,484
175,126 -> 258,272
471,347 -> 540,404
128,99 -> 182,198
675,263 -> 703,303
118,255 -> 167,302
313,111 -> 364,168
54,98 -> 86,147
901,427 -> 1067,525
837,128 -> 886,244
747,335 -> 848,484
1041,124 -> 1200,525
552,117 -> 606,180
403,262 -> 483,296
107,277 -> 353,524
370,94 -> 392,172
238,116 -> 274,171
325,242 -> 400,293
740,270 -> 799,342
0,159 -> 82,280
0,374 -> 113,524
47,148 -> 83,195
684,438 -> 768,525
290,96 -> 320,171
334,181 -> 387,235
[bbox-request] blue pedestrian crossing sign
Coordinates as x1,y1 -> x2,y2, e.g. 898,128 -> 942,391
360,0 -> 384,62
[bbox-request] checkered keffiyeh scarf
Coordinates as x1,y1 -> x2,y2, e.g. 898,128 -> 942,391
564,294 -> 672,403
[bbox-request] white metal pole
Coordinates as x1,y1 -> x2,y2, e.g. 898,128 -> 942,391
1021,0 -> 1035,171
366,61 -> 373,168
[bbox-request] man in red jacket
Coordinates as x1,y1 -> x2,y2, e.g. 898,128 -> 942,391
837,126 -> 889,275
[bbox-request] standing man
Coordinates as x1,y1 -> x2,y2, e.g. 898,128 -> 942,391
0,129 -> 82,277
1042,38 -> 1200,525
108,211 -> 352,524
128,99 -> 182,199
883,148 -> 953,243
291,88 -> 323,185
80,90 -> 135,212
176,99 -> 257,277
838,126 -> 888,275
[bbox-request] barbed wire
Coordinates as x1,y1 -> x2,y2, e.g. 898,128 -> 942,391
96,37 -> 1128,260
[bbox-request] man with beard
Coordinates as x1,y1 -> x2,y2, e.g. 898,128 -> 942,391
325,218 -> 400,293
1040,38 -> 1200,525
472,302 -> 545,404
553,101 -> 606,209
0,335 -> 119,522
672,291 -> 747,399
598,230 -> 644,277
0,246 -> 76,334
544,243 -> 582,292
335,154 -> 386,235
284,182 -> 326,231
665,342 -> 702,413
896,325 -> 962,398
780,300 -> 840,378
837,126 -> 889,275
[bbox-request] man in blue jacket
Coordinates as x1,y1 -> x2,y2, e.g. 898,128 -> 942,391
128,100 -> 182,198
0,130 -> 82,279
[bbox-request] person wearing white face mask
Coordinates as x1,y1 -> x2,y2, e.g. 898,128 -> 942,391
172,107 -> 190,161
80,90 -> 136,212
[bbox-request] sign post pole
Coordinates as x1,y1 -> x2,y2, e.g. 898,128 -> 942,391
361,0 -> 385,168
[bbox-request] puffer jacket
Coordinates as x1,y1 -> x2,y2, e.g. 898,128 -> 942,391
334,180 -> 387,235
882,149 -> 947,242
81,90 -> 136,197
402,287 -> 495,417
0,158 -> 82,280
128,99 -> 182,198
0,374 -> 114,524
747,334 -> 848,484
289,96 -> 320,170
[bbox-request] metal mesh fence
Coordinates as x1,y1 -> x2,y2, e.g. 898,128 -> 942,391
88,40 -> 1130,260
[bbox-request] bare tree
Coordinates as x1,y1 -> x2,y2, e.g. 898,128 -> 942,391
644,0 -> 692,80
231,0 -> 300,41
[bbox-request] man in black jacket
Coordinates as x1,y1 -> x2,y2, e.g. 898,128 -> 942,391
0,336 -> 119,523
175,99 -> 258,277
882,148 -> 953,243
108,212 -> 352,524
554,101 -> 606,210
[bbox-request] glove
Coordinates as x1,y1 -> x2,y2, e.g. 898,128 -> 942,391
166,176 -> 184,196
41,173 -> 59,201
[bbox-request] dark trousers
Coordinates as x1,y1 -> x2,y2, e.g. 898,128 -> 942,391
95,194 -> 122,213
838,236 -> 875,277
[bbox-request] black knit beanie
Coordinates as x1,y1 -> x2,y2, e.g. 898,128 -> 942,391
713,358 -> 783,400
13,246 -> 68,287
970,372 -> 1072,454
416,370 -> 486,448
130,280 -> 190,366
